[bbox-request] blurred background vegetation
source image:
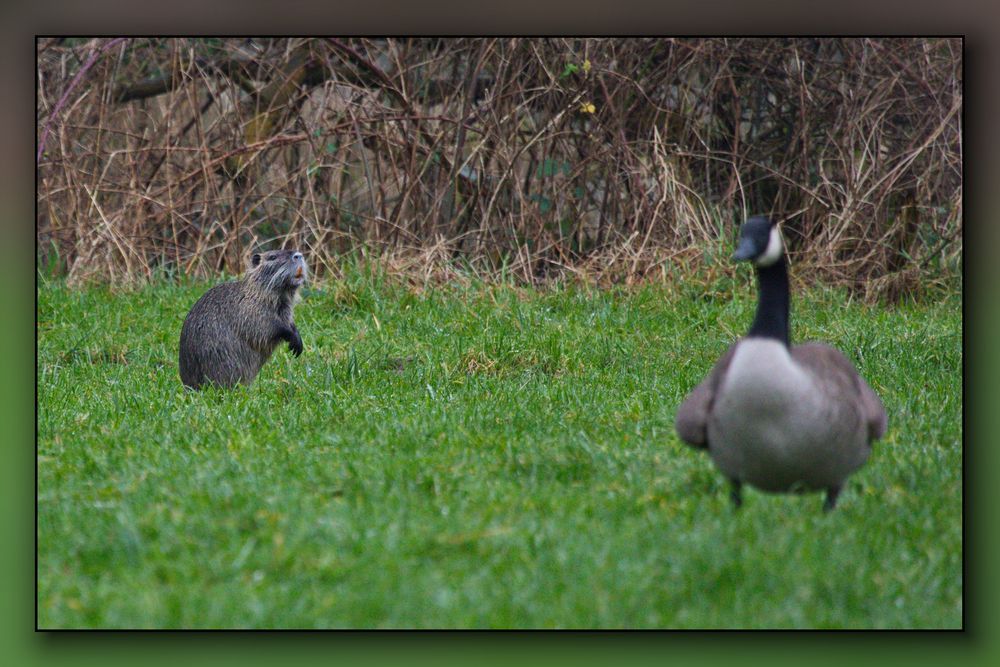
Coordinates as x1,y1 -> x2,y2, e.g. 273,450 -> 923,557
36,37 -> 961,299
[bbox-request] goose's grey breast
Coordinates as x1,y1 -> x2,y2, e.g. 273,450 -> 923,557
707,338 -> 870,491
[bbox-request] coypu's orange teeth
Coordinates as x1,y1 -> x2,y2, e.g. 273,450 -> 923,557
295,267 -> 304,279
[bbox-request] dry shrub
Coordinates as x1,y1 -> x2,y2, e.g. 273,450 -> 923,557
37,37 -> 961,297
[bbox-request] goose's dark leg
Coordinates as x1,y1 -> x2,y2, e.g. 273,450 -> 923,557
823,486 -> 842,512
729,480 -> 743,509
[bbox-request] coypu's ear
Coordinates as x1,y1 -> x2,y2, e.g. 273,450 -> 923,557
251,253 -> 261,267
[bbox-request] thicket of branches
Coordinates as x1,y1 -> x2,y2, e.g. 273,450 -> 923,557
36,37 -> 962,296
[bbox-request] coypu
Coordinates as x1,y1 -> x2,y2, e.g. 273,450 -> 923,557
179,249 -> 307,389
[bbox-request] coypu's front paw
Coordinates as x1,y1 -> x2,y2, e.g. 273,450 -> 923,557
288,327 -> 303,357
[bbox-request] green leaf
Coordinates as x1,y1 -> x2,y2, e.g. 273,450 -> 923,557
535,159 -> 569,179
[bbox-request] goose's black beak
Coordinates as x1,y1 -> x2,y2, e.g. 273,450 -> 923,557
733,236 -> 757,262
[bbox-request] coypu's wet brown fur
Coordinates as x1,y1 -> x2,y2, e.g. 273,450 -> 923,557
179,250 -> 307,389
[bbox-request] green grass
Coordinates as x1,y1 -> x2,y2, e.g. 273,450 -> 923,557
36,270 -> 962,628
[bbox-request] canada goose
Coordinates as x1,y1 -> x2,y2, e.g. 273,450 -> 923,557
675,215 -> 887,511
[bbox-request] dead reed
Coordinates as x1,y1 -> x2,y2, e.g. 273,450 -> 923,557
36,38 -> 961,298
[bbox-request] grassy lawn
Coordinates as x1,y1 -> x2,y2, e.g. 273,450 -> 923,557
36,269 -> 962,628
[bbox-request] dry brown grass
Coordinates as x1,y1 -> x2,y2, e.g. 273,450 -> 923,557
37,38 -> 961,297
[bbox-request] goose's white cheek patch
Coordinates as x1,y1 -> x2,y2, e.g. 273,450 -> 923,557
755,226 -> 784,267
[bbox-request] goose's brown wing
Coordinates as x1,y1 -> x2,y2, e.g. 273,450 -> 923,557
675,343 -> 738,449
791,342 -> 887,442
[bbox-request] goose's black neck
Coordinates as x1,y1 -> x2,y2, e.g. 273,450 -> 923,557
747,256 -> 790,347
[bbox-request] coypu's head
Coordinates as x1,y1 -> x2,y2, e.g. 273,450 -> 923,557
248,249 -> 307,291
